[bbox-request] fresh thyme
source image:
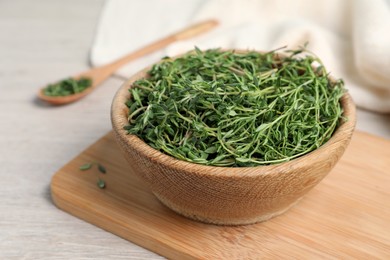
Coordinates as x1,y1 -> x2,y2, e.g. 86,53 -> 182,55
79,163 -> 92,171
97,164 -> 106,174
43,77 -> 92,96
124,47 -> 345,167
97,179 -> 106,189
79,162 -> 107,188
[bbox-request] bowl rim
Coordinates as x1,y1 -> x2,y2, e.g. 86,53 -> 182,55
111,49 -> 356,178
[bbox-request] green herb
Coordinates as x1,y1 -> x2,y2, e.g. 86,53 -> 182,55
43,77 -> 92,96
79,162 -> 107,188
97,179 -> 106,189
97,164 -> 106,174
79,163 -> 92,171
124,47 -> 345,167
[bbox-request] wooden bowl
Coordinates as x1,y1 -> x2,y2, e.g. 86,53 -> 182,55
111,53 -> 356,226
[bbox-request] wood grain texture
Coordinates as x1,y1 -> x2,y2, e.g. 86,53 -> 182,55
110,60 -> 356,225
51,130 -> 390,259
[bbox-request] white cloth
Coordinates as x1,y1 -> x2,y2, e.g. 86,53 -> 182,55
91,0 -> 390,113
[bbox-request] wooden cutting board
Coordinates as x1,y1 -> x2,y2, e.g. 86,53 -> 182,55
51,130 -> 390,259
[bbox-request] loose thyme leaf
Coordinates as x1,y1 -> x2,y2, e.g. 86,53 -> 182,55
79,163 -> 92,171
97,179 -> 106,189
98,164 -> 107,174
124,47 -> 345,167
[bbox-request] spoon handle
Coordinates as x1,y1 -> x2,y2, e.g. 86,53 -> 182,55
82,19 -> 219,86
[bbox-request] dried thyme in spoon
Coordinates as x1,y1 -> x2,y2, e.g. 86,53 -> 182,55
43,77 -> 92,96
124,47 -> 345,167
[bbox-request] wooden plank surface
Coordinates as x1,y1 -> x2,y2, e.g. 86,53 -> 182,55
51,130 -> 390,259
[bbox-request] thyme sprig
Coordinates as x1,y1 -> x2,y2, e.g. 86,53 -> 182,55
124,47 -> 345,167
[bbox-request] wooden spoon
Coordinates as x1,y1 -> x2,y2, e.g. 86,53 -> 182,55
38,19 -> 218,105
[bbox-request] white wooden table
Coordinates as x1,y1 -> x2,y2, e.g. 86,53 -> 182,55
1,0 -> 389,259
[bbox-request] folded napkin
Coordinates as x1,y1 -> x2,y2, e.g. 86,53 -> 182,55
91,0 -> 390,113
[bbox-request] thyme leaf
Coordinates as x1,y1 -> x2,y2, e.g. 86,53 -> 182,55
79,163 -> 92,171
98,164 -> 107,174
97,179 -> 106,189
